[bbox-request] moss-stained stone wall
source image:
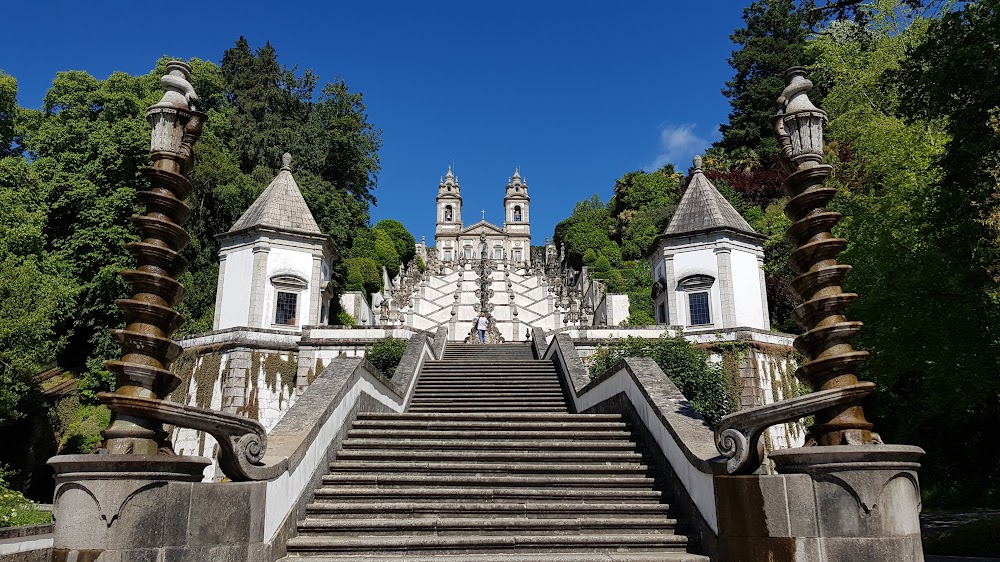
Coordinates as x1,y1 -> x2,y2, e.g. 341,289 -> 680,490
168,346 -> 301,480
706,342 -> 805,454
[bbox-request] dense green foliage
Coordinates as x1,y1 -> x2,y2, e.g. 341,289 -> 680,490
547,0 -> 1000,506
365,337 -> 408,378
0,466 -> 50,527
552,167 -> 681,324
588,335 -> 734,426
0,41 -> 384,432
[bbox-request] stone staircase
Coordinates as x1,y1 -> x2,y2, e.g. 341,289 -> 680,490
281,343 -> 708,561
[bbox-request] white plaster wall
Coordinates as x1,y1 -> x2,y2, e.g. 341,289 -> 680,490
671,249 -> 721,328
263,247 -> 314,329
731,249 -> 766,329
218,248 -> 253,329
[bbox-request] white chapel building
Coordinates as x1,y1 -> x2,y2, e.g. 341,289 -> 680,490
212,153 -> 337,331
649,156 -> 770,331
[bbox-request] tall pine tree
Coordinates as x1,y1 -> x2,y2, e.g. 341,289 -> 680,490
720,0 -> 811,157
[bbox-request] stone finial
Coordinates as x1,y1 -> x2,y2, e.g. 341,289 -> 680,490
445,166 -> 454,180
513,167 -> 521,180
155,61 -> 198,111
779,67 -> 821,114
693,155 -> 703,171
281,152 -> 292,171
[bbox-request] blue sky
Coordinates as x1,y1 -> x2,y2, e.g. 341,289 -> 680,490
2,1 -> 751,246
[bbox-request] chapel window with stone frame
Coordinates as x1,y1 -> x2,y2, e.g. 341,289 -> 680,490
464,245 -> 473,259
678,274 -> 714,327
513,248 -> 522,262
444,249 -> 453,262
688,292 -> 710,326
494,246 -> 503,260
271,274 -> 307,327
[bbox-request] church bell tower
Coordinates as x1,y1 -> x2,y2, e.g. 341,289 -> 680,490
435,166 -> 462,262
503,168 -> 531,265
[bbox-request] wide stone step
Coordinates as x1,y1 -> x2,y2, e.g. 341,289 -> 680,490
346,429 -> 633,440
326,461 -> 650,475
340,438 -> 635,451
320,474 -> 655,488
416,372 -> 560,378
333,449 -> 645,463
411,391 -> 566,398
285,533 -> 689,555
305,501 -> 672,519
350,419 -> 628,431
412,385 -> 564,393
355,413 -> 622,422
421,364 -> 556,369
279,553 -> 708,562
296,516 -> 678,536
313,486 -> 661,503
426,362 -> 552,367
406,405 -> 569,413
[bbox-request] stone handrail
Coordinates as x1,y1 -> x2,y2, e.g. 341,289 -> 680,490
715,382 -> 876,474
539,332 -> 724,534
259,329 -> 442,542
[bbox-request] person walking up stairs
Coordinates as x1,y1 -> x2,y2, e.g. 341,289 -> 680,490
280,342 -> 708,561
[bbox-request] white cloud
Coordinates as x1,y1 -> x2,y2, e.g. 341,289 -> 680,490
644,124 -> 709,172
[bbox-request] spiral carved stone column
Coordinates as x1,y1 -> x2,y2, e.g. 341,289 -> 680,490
773,67 -> 879,447
98,61 -> 206,455
713,66 -> 926,562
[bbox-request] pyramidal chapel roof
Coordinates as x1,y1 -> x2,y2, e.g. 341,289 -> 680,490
662,155 -> 761,239
229,153 -> 322,236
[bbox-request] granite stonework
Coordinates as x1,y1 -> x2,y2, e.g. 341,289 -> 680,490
566,326 -> 805,456
542,331 -> 923,562
0,524 -> 53,562
716,445 -> 924,561
169,325 -> 431,476
46,331 -> 440,562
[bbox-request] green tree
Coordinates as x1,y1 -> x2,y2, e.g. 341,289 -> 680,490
373,219 -> 416,265
344,257 -> 381,299
0,71 -> 17,157
721,0 -> 812,156
0,156 -> 74,425
809,0 -> 1000,504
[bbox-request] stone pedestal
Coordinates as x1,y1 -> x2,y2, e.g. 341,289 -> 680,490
48,454 -> 210,562
716,445 -> 925,562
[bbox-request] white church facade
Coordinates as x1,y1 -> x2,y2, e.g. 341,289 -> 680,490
434,167 -> 532,266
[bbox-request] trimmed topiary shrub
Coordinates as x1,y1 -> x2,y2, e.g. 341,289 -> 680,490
344,257 -> 381,301
365,337 -> 408,378
582,248 -> 598,266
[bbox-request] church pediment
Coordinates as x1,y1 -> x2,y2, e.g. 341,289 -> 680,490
460,220 -> 504,235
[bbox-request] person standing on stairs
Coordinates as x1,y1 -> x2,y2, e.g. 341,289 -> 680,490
477,313 -> 489,343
